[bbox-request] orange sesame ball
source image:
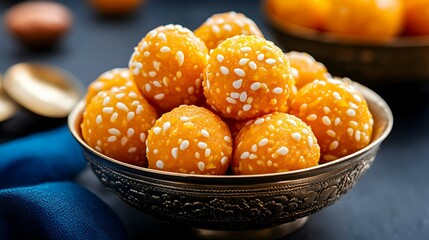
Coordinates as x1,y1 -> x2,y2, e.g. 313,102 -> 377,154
146,105 -> 232,175
285,51 -> 330,89
85,68 -> 138,105
203,35 -> 295,120
289,78 -> 374,163
129,24 -> 209,112
81,87 -> 158,167
194,11 -> 264,50
232,112 -> 320,175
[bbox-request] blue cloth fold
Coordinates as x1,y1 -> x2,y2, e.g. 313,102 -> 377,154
0,126 -> 86,189
0,181 -> 126,240
0,126 -> 128,239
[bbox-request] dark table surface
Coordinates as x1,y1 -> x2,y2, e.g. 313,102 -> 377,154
1,0 -> 428,239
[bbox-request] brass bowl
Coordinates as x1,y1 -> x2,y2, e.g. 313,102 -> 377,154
68,82 -> 393,239
264,9 -> 429,84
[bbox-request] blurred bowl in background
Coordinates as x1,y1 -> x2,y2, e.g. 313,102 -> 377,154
264,8 -> 429,85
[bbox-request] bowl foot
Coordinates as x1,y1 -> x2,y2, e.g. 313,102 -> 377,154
190,216 -> 309,240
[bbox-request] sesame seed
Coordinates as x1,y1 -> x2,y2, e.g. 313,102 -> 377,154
121,137 -> 128,146
220,66 -> 229,75
205,148 -> 211,157
239,91 -> 247,102
234,68 -> 246,77
143,51 -> 150,57
198,162 -> 205,171
347,109 -> 356,117
180,116 -> 190,122
160,46 -> 171,53
140,133 -> 146,143
254,118 -> 264,125
250,82 -> 261,90
217,54 -> 224,62
350,121 -> 358,127
224,136 -> 231,142
221,156 -> 228,165
226,97 -> 237,104
96,115 -> 102,125
153,81 -> 162,88
292,132 -> 301,141
127,128 -> 135,137
308,136 -> 313,147
306,114 -> 317,121
230,92 -> 239,99
145,83 -> 151,92
163,121 -> 171,131
116,93 -> 125,99
323,107 -> 330,114
347,128 -> 354,136
349,102 -> 358,109
353,94 -> 362,102
257,53 -> 264,61
223,24 -> 232,31
176,51 -> 184,66
248,61 -> 257,70
108,128 -> 120,135
241,152 -> 250,159
258,138 -> 268,146
239,58 -> 249,66
128,92 -> 138,98
265,58 -> 277,65
276,146 -> 289,155
286,119 -> 297,126
195,152 -> 200,159
110,112 -> 118,122
302,129 -> 309,134
103,97 -> 111,106
232,79 -> 243,89
249,154 -> 257,159
240,47 -> 251,53
149,71 -> 157,77
201,129 -> 210,137
323,155 -> 338,161
211,25 -> 220,33
327,130 -> 336,137
103,107 -> 113,114
136,105 -> 143,114
171,148 -> 178,159
198,142 -> 207,149
243,104 -> 251,111
180,140 -> 189,150
156,160 -> 164,169
154,93 -> 165,100
153,127 -> 161,135
128,147 -> 137,153
334,117 -> 341,126
127,112 -> 135,121
322,116 -> 331,126
107,136 -> 117,142
355,131 -> 361,141
116,102 -> 129,112
95,146 -> 102,151
272,87 -> 283,94
333,92 -> 341,100
157,32 -> 167,41
329,141 -> 339,150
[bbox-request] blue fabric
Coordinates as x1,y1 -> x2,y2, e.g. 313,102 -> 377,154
0,126 -> 127,239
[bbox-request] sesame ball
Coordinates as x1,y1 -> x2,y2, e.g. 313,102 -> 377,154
81,87 -> 158,167
129,24 -> 209,112
285,51 -> 330,89
194,11 -> 264,50
289,78 -> 374,163
85,68 -> 138,105
203,35 -> 295,120
146,105 -> 233,175
232,112 -> 320,175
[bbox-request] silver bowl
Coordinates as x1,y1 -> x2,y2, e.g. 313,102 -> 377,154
68,82 -> 393,239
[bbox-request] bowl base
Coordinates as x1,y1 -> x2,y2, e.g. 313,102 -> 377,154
190,216 -> 309,240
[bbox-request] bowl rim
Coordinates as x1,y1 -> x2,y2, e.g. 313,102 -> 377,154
263,6 -> 429,48
68,81 -> 393,182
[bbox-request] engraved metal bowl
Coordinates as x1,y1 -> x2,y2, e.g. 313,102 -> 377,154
68,82 -> 393,239
264,8 -> 429,84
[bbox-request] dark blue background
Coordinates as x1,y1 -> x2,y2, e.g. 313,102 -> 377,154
1,0 -> 428,239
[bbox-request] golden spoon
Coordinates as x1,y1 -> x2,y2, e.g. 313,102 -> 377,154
2,63 -> 85,118
0,74 -> 19,122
